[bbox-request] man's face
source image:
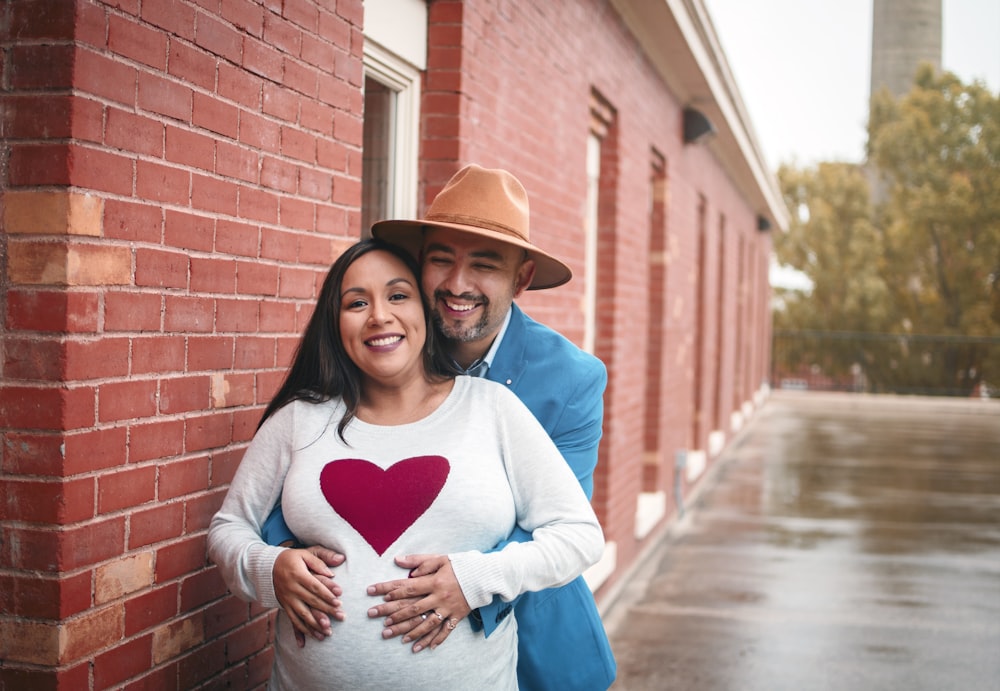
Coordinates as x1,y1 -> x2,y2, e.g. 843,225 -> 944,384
420,227 -> 535,353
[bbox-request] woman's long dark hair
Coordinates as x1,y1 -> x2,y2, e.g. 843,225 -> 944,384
258,238 -> 457,440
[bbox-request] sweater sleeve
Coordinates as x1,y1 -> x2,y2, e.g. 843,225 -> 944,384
448,385 -> 605,609
207,405 -> 296,610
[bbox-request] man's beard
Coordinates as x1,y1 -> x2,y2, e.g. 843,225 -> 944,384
431,291 -> 492,343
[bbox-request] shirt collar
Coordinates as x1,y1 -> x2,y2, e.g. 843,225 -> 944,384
454,307 -> 512,377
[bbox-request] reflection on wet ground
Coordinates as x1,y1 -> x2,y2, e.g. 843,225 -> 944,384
604,392 -> 1000,691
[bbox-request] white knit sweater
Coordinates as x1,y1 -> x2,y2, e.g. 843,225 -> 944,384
208,376 -> 604,690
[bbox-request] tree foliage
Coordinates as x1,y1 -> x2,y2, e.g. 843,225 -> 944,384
774,66 -> 1000,396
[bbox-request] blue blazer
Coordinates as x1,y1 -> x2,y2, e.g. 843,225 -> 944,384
474,304 -> 616,691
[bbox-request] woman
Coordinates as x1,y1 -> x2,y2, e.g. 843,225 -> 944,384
208,239 -> 604,690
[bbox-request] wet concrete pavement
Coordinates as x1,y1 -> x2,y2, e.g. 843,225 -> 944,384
603,392 -> 1000,690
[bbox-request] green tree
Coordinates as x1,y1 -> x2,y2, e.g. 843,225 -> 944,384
774,67 -> 1000,396
869,65 -> 1000,395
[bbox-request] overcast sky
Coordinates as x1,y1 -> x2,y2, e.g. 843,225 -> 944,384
704,0 -> 1000,169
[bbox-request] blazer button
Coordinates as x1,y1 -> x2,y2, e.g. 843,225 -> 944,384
506,379 -> 512,385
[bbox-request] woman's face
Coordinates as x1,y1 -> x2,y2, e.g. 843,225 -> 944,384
339,250 -> 427,387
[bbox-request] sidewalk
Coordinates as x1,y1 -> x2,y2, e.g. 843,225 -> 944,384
603,391 -> 1000,691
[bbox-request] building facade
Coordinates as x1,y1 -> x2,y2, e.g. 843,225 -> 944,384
0,0 -> 786,686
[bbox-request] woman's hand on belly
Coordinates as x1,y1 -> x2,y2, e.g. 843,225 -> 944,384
366,554 -> 472,653
273,546 -> 346,646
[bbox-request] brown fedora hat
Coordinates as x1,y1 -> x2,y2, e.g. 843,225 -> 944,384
371,164 -> 572,290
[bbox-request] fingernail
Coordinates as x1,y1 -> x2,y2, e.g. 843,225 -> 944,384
367,608 -> 378,617
402,635 -> 411,643
413,644 -> 423,653
367,586 -> 376,595
383,629 -> 394,639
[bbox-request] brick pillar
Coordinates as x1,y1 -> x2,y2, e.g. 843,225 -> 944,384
1,0 -> 363,687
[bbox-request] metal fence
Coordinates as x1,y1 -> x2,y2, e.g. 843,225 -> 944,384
771,330 -> 1000,398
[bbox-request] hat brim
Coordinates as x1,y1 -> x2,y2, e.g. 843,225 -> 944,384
371,219 -> 572,290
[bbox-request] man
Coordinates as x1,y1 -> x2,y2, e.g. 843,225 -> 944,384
266,164 -> 616,690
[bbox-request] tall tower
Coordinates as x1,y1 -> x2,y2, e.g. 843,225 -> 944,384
870,0 -> 942,99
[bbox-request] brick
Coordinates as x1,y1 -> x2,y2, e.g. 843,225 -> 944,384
317,70 -> 353,110
279,125 -> 315,163
141,0 -> 196,40
242,36 -> 283,81
0,190 -> 103,236
164,295 -> 215,333
215,298 -> 259,332
75,0 -> 107,48
300,166 -> 333,201
9,44 -> 74,89
129,418 -> 185,463
4,336 -> 64,381
7,143 -> 71,186
283,56 -> 318,98
203,595 -> 249,639
192,92 -> 238,139
166,40 -> 216,91
61,603 -> 125,664
188,336 -> 235,371
236,186 -> 279,224
165,125 -> 216,171
5,571 -> 92,619
4,94 -> 72,140
154,535 -> 207,583
0,663 -> 90,690
109,14 -> 168,69
137,71 -> 192,122
159,375 -> 210,414
211,372 -> 255,408
261,82 -> 299,122
69,145 -> 136,196
65,336 -> 131,380
215,140 -> 259,184
209,445 -> 247,487
179,565 -> 226,611
218,62 -> 263,109
8,242 -> 132,286
0,476 -> 94,523
158,456 -> 210,500
278,266 -> 316,298
132,335 -> 185,374
165,210 -> 215,252
216,219 -> 261,256
5,517 -> 125,572
94,632 -> 154,689
190,256 -> 237,294
136,159 -> 191,205
64,426 -> 128,475
262,13 -> 301,57
300,99 -> 334,135
191,174 -> 238,215
238,111 -> 280,154
235,260 -> 279,296
186,411 -> 234,452
135,247 -> 189,289
232,336 -> 273,368
278,195 -> 315,231
195,13 -> 243,63
0,385 -> 94,432
260,297 -> 296,332
178,638 -> 227,689
129,502 -> 184,548
298,233 -> 339,265
98,464 -> 157,514
152,614 -> 204,665
1,432 -> 65,476
260,156 -> 297,193
9,0 -> 76,40
0,618 -> 60,665
125,583 -> 179,637
221,0 -> 264,36
104,199 -> 164,243
99,379 -> 158,422
232,407 -> 260,443
261,227 -> 299,262
95,551 -> 154,604
75,48 -> 139,105
104,292 -> 163,332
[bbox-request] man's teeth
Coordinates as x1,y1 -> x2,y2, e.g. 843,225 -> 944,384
367,336 -> 402,346
446,301 -> 476,312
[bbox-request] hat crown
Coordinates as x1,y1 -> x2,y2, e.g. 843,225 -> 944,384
424,165 -> 530,243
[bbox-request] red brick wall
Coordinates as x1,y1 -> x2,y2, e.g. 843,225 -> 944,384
419,0 -> 772,591
1,0 -> 773,686
1,0 -> 364,686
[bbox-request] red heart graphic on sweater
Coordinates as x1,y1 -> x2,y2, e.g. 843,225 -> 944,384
319,456 -> 450,556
